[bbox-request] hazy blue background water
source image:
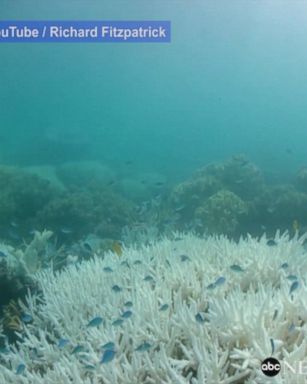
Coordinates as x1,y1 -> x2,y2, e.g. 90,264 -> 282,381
1,0 -> 307,183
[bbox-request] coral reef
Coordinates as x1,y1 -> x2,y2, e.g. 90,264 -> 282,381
0,230 -> 54,293
249,185 -> 307,235
21,230 -> 54,275
118,171 -> 168,202
295,166 -> 307,193
0,232 -> 306,383
55,161 -> 115,189
171,155 -> 264,208
0,165 -> 56,230
195,190 -> 248,235
22,165 -> 66,191
0,231 -> 55,342
2,300 -> 23,333
117,177 -> 151,202
2,156 -> 307,244
166,156 -> 307,237
0,163 -> 137,245
166,156 -> 263,235
36,187 -> 135,241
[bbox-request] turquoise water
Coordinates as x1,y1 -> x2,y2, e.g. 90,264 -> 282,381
1,1 -> 307,180
2,4 -> 307,381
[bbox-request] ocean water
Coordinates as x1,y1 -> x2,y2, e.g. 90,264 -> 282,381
2,3 -> 307,382
1,1 -> 307,180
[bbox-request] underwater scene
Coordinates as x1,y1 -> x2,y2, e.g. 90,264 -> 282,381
1,1 -> 307,383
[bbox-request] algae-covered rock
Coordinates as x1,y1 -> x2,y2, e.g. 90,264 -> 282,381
195,190 -> 248,235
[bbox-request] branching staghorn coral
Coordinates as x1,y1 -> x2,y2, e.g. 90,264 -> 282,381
0,231 -> 307,383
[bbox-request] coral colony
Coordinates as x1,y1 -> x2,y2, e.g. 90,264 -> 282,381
2,156 -> 307,382
1,231 -> 307,382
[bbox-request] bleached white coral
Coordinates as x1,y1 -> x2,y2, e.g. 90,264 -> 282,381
21,230 -> 53,275
1,231 -> 307,383
0,230 -> 53,280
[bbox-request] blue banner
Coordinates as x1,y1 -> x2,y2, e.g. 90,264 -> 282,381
0,21 -> 171,43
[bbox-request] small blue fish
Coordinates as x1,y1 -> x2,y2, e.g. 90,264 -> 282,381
215,276 -> 226,286
10,221 -> 18,228
159,304 -> 169,311
112,285 -> 122,293
87,316 -> 103,328
100,349 -> 116,364
267,239 -> 277,246
272,309 -> 278,321
58,338 -> 69,348
133,260 -> 142,265
135,342 -> 152,352
288,323 -> 296,333
121,260 -> 130,268
124,301 -> 133,307
60,227 -> 73,235
230,264 -> 244,272
83,242 -> 92,252
144,275 -> 154,282
195,312 -> 206,323
121,310 -> 132,319
103,267 -> 113,273
270,338 -> 275,354
280,262 -> 289,269
207,283 -> 216,290
101,342 -> 115,350
16,363 -> 25,375
287,275 -> 298,281
72,345 -> 85,354
180,254 -> 190,262
112,319 -> 124,327
0,250 -> 7,258
289,281 -> 299,294
175,205 -> 185,212
84,363 -> 96,371
21,313 -> 32,323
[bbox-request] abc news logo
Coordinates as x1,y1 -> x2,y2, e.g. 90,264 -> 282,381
261,357 -> 307,377
261,358 -> 281,377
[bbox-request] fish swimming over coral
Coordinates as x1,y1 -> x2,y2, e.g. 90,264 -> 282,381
87,316 -> 103,327
100,349 -> 116,364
